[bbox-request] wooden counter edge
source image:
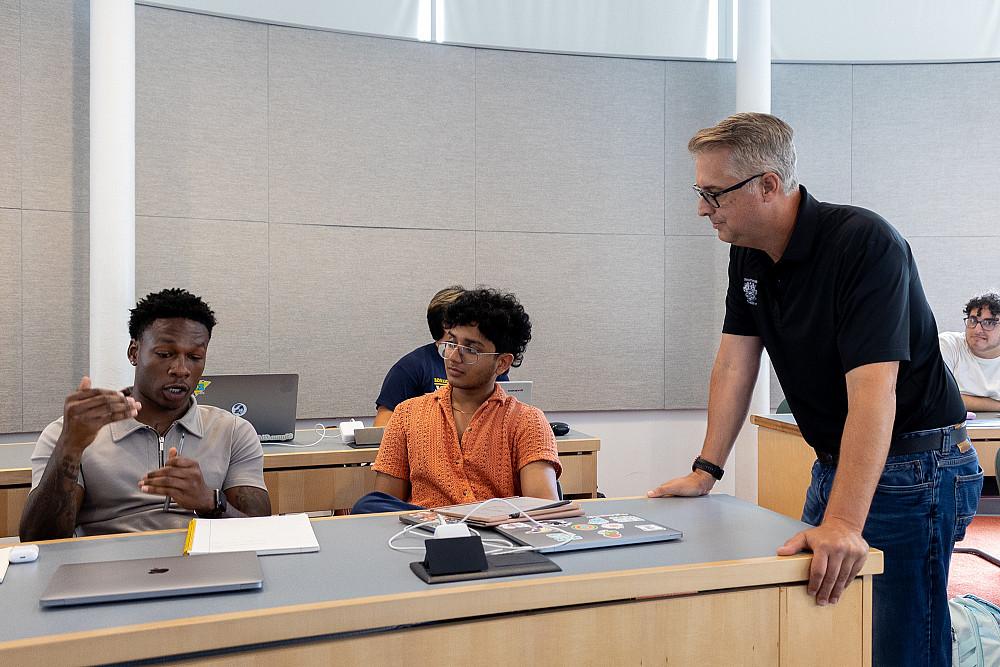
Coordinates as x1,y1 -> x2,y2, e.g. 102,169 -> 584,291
0,549 -> 883,666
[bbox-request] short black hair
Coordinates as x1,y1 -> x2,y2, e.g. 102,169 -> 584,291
964,292 -> 1000,318
443,288 -> 531,367
427,285 -> 465,341
128,288 -> 217,340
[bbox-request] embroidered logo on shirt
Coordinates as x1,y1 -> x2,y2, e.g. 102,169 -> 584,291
743,278 -> 758,305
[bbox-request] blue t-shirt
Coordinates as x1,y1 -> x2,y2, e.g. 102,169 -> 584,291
375,342 -> 509,411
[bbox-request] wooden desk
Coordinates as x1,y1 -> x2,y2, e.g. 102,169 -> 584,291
0,430 -> 600,537
752,413 -> 999,520
0,496 -> 882,666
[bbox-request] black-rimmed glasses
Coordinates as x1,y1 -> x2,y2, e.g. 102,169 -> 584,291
692,173 -> 765,209
965,316 -> 999,331
438,341 -> 503,365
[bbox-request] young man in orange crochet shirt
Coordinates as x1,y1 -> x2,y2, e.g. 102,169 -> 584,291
352,288 -> 561,513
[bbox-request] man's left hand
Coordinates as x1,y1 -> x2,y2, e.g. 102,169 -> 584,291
139,447 -> 214,513
776,517 -> 869,605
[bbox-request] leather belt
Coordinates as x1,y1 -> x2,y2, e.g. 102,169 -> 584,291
815,423 -> 969,467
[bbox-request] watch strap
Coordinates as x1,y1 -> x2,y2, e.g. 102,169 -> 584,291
692,456 -> 725,481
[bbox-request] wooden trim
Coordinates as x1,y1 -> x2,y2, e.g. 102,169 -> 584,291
0,468 -> 30,485
0,551 -> 882,665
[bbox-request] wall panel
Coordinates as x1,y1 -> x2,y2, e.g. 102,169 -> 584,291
0,210 -> 21,432
664,61 -> 735,236
664,236 -> 729,408
269,223 -> 475,418
909,236 -> 1000,334
476,231 -> 665,411
20,0 -> 89,213
772,64 -> 852,205
136,7 -> 268,221
136,217 -> 270,375
0,0 -> 19,209
476,50 -> 664,236
268,28 -> 475,230
852,62 -> 1000,238
22,211 -> 89,431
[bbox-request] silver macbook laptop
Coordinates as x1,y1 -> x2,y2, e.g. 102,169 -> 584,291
494,512 -> 682,553
196,374 -> 298,442
39,552 -> 263,607
498,380 -> 532,405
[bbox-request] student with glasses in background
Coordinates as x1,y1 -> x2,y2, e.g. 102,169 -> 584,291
939,292 -> 1000,412
352,288 -> 560,514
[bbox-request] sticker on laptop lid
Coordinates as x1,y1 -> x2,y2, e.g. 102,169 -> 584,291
194,379 -> 211,396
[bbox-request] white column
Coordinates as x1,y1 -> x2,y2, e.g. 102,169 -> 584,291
732,0 -> 772,503
90,1 -> 136,389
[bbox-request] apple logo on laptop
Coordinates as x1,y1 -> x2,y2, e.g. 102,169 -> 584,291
147,568 -> 169,574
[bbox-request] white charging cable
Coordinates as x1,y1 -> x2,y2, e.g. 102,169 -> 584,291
386,497 -> 577,556
269,423 -> 333,448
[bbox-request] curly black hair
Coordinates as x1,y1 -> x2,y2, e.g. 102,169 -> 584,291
964,292 -> 1000,318
128,288 -> 217,340
442,288 -> 531,367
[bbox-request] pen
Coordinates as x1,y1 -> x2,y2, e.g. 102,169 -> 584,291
508,499 -> 571,518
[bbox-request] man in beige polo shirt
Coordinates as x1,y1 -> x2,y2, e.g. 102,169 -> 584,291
20,288 -> 271,540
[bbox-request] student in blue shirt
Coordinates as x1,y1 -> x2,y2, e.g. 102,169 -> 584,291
374,286 -> 509,426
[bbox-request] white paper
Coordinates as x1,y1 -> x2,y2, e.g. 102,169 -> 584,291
186,514 -> 320,556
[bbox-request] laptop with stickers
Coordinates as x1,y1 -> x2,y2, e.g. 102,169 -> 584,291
493,512 -> 682,553
497,380 -> 532,405
195,374 -> 298,442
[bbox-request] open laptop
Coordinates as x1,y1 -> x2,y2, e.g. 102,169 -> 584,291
196,374 -> 298,442
39,552 -> 263,607
493,512 -> 682,553
497,380 -> 532,405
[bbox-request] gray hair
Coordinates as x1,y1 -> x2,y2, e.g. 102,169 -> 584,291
688,112 -> 799,194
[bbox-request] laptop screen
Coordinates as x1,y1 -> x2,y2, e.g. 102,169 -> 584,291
196,374 -> 298,442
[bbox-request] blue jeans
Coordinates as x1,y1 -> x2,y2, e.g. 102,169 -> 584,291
802,431 -> 983,667
351,491 -> 423,515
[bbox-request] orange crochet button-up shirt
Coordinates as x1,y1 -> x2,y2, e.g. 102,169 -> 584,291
373,384 -> 561,508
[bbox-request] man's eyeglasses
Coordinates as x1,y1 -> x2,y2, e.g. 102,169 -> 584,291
965,316 -> 999,331
438,341 -> 503,365
692,173 -> 765,209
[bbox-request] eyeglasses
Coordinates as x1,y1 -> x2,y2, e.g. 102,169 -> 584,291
438,341 -> 503,365
692,173 -> 765,209
965,316 -> 999,331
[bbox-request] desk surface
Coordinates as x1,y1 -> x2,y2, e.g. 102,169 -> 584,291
0,429 -> 599,484
752,413 -> 1000,440
0,495 -> 882,664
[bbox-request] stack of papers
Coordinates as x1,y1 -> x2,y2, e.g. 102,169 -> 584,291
183,514 -> 320,556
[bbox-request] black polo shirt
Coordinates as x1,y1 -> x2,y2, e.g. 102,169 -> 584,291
723,186 -> 965,454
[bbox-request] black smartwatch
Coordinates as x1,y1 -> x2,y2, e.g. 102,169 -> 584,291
197,488 -> 228,518
692,456 -> 725,481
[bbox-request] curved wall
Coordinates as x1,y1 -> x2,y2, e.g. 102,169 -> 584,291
1,1 -> 999,432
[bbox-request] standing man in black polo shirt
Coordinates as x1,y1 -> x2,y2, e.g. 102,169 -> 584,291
648,113 -> 982,666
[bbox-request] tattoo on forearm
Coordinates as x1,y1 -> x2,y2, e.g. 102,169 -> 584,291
228,487 -> 272,517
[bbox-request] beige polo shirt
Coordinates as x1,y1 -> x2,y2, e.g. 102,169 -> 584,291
30,397 -> 267,536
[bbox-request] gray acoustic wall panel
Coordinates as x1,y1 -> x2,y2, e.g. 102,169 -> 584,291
136,7 -> 268,222
664,236 -> 729,408
476,231 -> 664,411
908,236 -> 1000,335
269,223 -> 476,418
852,63 -> 1000,238
136,217 -> 270,375
476,50 -> 664,236
22,211 -> 89,431
0,0 -> 19,209
772,64 -> 852,204
0,210 -> 21,432
268,28 -> 475,230
664,61 -> 735,236
20,0 -> 89,213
